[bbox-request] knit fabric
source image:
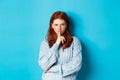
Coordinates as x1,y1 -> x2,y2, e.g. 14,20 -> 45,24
38,36 -> 82,80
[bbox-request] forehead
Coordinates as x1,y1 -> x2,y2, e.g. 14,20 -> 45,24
53,19 -> 66,23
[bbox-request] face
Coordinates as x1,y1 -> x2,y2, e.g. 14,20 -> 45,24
51,19 -> 67,35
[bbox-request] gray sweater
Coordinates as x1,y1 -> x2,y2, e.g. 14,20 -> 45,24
38,36 -> 82,80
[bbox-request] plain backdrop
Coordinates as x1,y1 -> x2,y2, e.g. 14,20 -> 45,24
0,0 -> 120,80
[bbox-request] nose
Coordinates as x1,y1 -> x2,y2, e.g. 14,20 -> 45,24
57,25 -> 61,31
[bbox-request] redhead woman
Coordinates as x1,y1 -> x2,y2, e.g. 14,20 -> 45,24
38,11 -> 82,80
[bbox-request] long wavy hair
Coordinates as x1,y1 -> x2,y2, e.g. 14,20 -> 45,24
46,11 -> 73,51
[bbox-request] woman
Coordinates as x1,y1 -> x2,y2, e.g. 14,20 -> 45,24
38,11 -> 82,80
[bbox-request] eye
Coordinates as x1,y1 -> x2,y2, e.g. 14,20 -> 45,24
54,24 -> 58,26
61,23 -> 66,26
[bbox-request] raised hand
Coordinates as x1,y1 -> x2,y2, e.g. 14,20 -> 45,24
55,31 -> 66,45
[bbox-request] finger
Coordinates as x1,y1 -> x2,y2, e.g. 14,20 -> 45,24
60,27 -> 61,35
62,37 -> 66,44
59,30 -> 61,36
61,39 -> 64,44
62,37 -> 66,42
47,68 -> 51,72
58,31 -> 61,37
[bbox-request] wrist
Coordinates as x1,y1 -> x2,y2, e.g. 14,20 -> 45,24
55,42 -> 60,45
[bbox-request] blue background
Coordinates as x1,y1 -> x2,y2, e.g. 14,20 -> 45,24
0,0 -> 120,80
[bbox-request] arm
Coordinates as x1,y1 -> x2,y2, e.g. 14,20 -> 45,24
38,40 -> 59,72
48,37 -> 82,77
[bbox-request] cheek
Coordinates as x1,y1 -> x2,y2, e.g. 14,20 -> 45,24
61,26 -> 66,32
54,28 -> 59,32
52,27 -> 59,33
52,25 -> 58,31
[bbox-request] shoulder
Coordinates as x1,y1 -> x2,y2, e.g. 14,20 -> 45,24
72,36 -> 82,49
72,36 -> 81,44
40,38 -> 48,47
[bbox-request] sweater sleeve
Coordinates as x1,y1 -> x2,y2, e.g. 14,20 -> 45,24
38,40 -> 59,72
48,37 -> 82,77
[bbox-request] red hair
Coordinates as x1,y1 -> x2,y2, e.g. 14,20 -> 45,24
46,11 -> 73,51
